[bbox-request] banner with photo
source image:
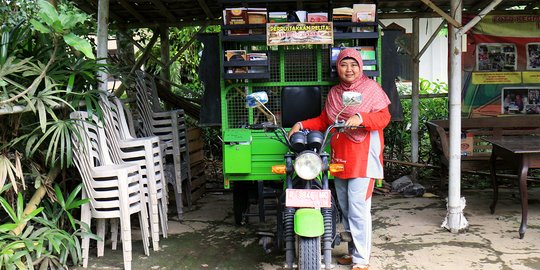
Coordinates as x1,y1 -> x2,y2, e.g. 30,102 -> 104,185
463,14 -> 540,72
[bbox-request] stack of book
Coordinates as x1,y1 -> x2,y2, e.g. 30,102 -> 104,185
248,53 -> 268,73
333,7 -> 353,22
247,8 -> 267,34
223,8 -> 248,35
352,4 -> 376,32
223,8 -> 268,35
225,50 -> 248,73
352,4 -> 376,22
268,12 -> 287,23
333,7 -> 353,32
307,12 -> 328,22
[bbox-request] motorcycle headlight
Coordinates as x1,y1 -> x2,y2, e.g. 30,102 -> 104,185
294,152 -> 322,180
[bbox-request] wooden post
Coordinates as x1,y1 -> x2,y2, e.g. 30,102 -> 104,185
159,25 -> 171,100
411,17 -> 420,179
116,27 -> 136,98
97,0 -> 109,93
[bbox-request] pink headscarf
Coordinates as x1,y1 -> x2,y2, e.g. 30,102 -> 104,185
325,48 -> 391,142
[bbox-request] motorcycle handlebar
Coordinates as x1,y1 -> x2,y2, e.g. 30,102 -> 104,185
245,121 -> 363,153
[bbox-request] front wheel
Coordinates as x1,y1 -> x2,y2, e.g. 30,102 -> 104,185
298,236 -> 321,270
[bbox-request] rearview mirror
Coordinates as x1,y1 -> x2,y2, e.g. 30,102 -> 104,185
246,91 -> 269,108
342,92 -> 362,106
335,91 -> 363,123
246,91 -> 276,125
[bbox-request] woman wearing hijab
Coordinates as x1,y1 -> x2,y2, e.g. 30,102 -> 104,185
288,48 -> 391,270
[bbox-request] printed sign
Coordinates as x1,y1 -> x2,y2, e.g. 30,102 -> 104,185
472,72 -> 522,84
522,71 -> 540,83
267,22 -> 334,46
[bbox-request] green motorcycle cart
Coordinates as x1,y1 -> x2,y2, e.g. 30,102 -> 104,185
219,5 -> 380,225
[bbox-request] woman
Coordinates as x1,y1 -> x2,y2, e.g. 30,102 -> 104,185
288,48 -> 391,270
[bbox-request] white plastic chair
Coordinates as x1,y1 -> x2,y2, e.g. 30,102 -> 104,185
134,70 -> 192,219
70,111 -> 150,270
100,97 -> 168,251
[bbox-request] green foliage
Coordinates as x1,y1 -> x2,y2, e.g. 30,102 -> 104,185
0,183 -> 94,269
41,184 -> 89,231
384,78 -> 448,178
1,0 -> 103,192
0,1 -> 102,267
29,0 -> 93,59
136,25 -> 220,99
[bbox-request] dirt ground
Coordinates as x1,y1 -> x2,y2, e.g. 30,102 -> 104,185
75,187 -> 540,270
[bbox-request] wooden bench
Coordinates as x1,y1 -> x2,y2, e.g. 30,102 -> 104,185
426,116 -> 540,188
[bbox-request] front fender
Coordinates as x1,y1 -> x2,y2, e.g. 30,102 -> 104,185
294,208 -> 324,237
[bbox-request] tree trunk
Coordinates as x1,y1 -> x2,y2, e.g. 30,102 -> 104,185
11,165 -> 61,236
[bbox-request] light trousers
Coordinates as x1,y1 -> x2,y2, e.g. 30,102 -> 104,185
334,177 -> 373,265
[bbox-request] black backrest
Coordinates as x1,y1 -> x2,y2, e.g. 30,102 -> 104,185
281,86 -> 322,128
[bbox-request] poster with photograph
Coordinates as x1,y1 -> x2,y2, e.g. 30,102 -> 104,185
501,87 -> 540,115
476,43 -> 517,72
527,43 -> 540,70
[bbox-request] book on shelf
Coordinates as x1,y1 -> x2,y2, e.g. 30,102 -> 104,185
307,12 -> 328,22
351,4 -> 376,32
268,12 -> 287,23
333,7 -> 353,21
225,50 -> 248,74
333,7 -> 353,32
247,8 -> 267,35
224,8 -> 249,35
352,4 -> 376,22
248,53 -> 268,73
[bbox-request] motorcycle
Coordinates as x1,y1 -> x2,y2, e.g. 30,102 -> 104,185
245,91 -> 362,270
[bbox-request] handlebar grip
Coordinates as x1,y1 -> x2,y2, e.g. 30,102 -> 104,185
247,123 -> 266,130
246,122 -> 279,131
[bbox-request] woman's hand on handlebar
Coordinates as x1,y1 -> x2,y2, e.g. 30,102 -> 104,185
345,113 -> 363,128
288,122 -> 302,138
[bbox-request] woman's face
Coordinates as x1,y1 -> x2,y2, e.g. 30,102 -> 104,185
338,59 -> 361,84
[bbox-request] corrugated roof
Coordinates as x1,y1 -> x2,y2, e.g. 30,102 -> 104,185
70,0 -> 539,28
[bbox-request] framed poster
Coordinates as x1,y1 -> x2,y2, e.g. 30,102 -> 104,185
476,43 -> 517,72
527,43 -> 540,70
501,87 -> 540,114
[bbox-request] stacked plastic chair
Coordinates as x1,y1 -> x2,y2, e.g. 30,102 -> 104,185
134,70 -> 191,219
100,96 -> 168,251
70,111 -> 150,270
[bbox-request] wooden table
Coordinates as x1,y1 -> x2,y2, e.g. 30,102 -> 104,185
484,136 -> 540,239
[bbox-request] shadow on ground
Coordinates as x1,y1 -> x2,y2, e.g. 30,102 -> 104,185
75,187 -> 540,270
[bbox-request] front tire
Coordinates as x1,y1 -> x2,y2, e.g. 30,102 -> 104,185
298,236 -> 321,270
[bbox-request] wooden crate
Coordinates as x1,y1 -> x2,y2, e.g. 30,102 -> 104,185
183,127 -> 207,205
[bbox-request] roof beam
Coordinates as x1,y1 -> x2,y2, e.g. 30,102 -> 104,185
113,19 -> 220,29
470,0 -> 497,12
149,0 -> 176,22
118,0 -> 146,23
196,0 -> 215,19
420,0 -> 461,28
